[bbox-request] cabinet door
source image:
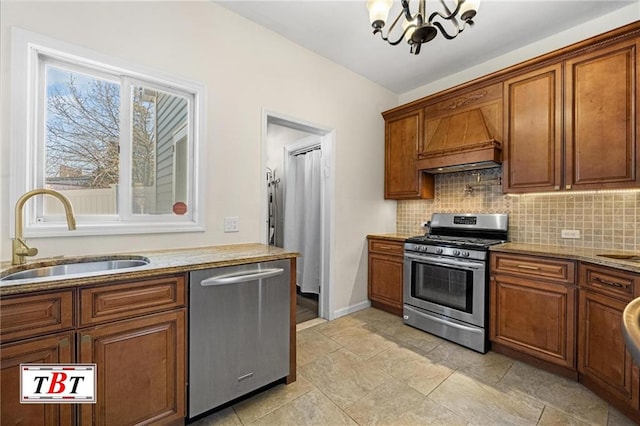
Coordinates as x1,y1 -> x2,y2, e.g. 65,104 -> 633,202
490,274 -> 576,368
578,290 -> 638,407
0,333 -> 74,426
565,38 -> 639,190
503,64 -> 563,192
368,252 -> 403,316
78,310 -> 185,426
385,109 -> 434,199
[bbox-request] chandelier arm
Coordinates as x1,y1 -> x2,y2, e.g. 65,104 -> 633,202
430,20 -> 464,40
428,0 -> 464,23
375,23 -> 420,46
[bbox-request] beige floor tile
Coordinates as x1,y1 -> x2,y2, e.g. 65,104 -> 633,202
313,315 -> 367,338
500,361 -> 608,425
320,325 -> 397,360
607,406 -> 638,426
350,307 -> 400,324
299,347 -> 391,409
367,345 -> 454,396
427,340 -> 515,383
538,406 -> 592,425
189,407 -> 243,426
297,327 -> 342,367
428,371 -> 544,425
345,378 -> 468,426
249,388 -> 357,426
232,375 -> 315,424
366,319 -> 445,353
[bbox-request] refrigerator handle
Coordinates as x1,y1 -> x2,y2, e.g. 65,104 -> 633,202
200,268 -> 285,286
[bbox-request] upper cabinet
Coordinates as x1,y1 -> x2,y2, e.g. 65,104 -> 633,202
384,108 -> 434,199
504,37 -> 639,193
383,22 -> 640,197
565,39 -> 639,191
503,64 -> 563,192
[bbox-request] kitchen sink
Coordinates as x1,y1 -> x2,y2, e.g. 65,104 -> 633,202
0,256 -> 150,282
597,254 -> 640,262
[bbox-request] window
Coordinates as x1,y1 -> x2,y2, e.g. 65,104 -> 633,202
11,28 -> 206,237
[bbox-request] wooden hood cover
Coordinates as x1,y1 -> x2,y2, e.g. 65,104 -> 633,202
417,107 -> 502,173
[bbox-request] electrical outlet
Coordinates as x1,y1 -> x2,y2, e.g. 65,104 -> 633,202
561,229 -> 580,239
224,216 -> 239,233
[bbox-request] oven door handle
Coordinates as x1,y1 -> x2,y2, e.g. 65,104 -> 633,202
404,253 -> 483,270
407,309 -> 484,334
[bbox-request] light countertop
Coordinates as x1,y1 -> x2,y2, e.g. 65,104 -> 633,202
490,242 -> 640,274
0,243 -> 299,296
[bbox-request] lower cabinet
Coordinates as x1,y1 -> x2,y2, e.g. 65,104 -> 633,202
491,254 -> 640,422
0,332 -> 75,426
578,263 -> 640,418
0,274 -> 187,426
367,237 -> 404,316
78,310 -> 185,426
490,274 -> 576,369
490,253 -> 577,370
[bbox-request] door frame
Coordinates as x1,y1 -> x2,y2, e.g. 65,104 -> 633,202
261,110 -> 335,320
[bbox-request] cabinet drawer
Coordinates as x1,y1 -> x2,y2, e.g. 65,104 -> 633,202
580,263 -> 638,301
79,275 -> 186,326
368,239 -> 404,256
491,253 -> 576,285
0,290 -> 74,343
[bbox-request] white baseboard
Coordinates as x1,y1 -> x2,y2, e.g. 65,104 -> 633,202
332,300 -> 371,320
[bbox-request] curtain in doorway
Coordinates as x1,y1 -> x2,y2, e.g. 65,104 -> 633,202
284,148 -> 321,294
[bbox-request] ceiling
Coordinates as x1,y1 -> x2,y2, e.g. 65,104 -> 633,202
216,0 -> 636,94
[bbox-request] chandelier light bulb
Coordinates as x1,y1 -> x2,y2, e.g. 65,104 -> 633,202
367,0 -> 480,54
367,0 -> 393,29
459,0 -> 481,21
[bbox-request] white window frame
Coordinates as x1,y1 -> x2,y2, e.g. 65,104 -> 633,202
10,28 -> 207,237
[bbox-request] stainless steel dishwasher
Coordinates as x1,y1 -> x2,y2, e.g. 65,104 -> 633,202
188,259 -> 290,419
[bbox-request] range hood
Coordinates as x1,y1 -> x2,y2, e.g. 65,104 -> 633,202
417,107 -> 502,174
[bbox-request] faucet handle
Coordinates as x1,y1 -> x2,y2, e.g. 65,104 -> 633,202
15,238 -> 38,257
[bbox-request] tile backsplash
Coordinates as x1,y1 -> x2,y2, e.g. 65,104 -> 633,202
397,167 -> 640,251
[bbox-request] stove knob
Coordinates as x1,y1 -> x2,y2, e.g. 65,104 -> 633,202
452,250 -> 461,256
435,247 -> 443,254
421,246 -> 428,252
462,251 -> 470,257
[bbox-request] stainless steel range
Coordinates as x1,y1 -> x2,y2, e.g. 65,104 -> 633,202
403,213 -> 508,353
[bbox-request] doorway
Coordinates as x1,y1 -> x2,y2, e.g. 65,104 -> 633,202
262,112 -> 334,322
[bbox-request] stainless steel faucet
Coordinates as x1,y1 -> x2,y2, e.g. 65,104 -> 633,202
13,189 -> 77,265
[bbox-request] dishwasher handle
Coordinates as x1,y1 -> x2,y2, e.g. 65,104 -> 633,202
200,268 -> 285,286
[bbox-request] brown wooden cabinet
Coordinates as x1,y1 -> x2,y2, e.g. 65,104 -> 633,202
383,109 -> 434,199
503,64 -> 563,192
0,274 -> 187,426
0,290 -> 76,426
1,332 -> 75,426
578,263 -> 640,419
504,37 -> 640,192
490,253 -> 577,370
77,275 -> 186,425
367,237 -> 404,316
78,310 -> 185,426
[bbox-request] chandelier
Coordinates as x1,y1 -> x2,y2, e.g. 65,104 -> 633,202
366,0 -> 480,54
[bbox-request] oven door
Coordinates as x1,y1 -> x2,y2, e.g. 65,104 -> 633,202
403,252 -> 486,327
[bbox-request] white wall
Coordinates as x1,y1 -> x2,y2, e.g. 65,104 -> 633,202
399,4 -> 640,104
0,1 -> 398,317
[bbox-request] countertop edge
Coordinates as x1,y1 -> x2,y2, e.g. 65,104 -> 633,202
490,243 -> 640,274
1,244 -> 300,296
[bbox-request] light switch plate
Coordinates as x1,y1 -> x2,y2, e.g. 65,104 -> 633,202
224,216 -> 239,233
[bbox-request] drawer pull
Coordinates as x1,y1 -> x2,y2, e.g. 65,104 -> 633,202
517,264 -> 540,270
378,245 -> 393,250
593,277 -> 627,288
